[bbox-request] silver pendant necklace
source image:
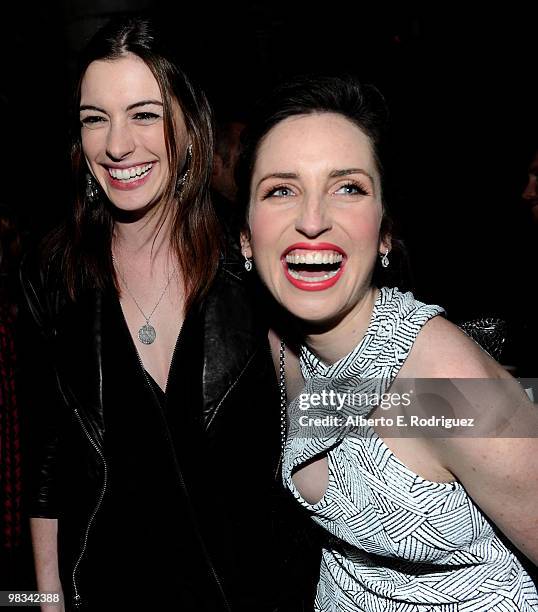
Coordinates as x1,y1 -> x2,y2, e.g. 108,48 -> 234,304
112,256 -> 176,345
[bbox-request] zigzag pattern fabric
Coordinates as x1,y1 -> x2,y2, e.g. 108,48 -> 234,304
282,287 -> 538,611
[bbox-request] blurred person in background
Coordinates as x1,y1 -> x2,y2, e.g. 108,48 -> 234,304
522,147 -> 538,224
0,204 -> 24,585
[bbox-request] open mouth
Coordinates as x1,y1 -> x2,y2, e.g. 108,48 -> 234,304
285,249 -> 344,283
281,244 -> 347,291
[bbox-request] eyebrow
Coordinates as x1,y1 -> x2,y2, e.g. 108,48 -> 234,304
256,172 -> 297,187
256,168 -> 375,189
79,99 -> 163,113
329,168 -> 374,183
126,99 -> 163,111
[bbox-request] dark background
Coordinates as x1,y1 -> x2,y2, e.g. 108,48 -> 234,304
1,0 -> 537,593
1,1 -> 537,319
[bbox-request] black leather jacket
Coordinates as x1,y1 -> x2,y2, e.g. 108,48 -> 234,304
18,252 -> 317,611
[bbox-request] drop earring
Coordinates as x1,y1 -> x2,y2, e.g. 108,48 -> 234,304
86,174 -> 100,204
381,249 -> 390,268
243,252 -> 253,272
176,144 -> 193,196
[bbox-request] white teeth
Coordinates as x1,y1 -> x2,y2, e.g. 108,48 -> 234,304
285,250 -> 343,264
108,163 -> 153,181
285,250 -> 344,284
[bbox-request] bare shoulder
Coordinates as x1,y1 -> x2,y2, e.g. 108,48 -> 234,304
402,315 -> 507,379
402,316 -> 538,563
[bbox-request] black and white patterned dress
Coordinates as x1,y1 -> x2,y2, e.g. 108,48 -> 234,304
282,287 -> 538,611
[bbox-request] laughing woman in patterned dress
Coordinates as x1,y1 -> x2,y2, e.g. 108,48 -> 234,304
238,76 -> 538,611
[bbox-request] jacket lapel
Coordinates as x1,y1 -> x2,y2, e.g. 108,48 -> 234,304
201,267 -> 260,430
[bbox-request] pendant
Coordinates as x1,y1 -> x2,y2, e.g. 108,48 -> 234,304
138,323 -> 156,345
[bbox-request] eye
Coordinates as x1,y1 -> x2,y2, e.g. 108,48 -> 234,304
132,111 -> 161,123
262,185 -> 296,199
334,182 -> 369,196
80,115 -> 107,129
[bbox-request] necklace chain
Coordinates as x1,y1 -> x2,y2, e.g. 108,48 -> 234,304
279,341 -> 287,451
112,255 -> 176,345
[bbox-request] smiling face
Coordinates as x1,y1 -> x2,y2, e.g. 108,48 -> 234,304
244,112 -> 389,326
80,53 -> 187,213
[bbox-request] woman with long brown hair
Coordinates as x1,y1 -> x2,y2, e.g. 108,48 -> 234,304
19,16 -> 310,611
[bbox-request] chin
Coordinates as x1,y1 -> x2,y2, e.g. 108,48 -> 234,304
106,190 -> 161,214
280,296 -> 342,328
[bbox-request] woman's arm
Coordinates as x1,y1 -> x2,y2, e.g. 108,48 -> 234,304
30,518 -> 65,611
411,316 -> 538,564
442,430 -> 538,564
18,256 -> 66,605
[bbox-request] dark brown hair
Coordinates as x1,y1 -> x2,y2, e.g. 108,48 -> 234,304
46,16 -> 220,311
236,74 -> 409,288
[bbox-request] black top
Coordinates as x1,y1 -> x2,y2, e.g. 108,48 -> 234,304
19,248 -> 320,611
81,291 -> 225,610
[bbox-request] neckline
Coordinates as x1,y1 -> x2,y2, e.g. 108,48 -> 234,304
300,287 -> 386,378
145,367 -> 167,402
110,288 -> 185,395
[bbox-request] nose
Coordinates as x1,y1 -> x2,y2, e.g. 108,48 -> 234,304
522,175 -> 538,201
106,120 -> 135,161
294,192 -> 332,238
